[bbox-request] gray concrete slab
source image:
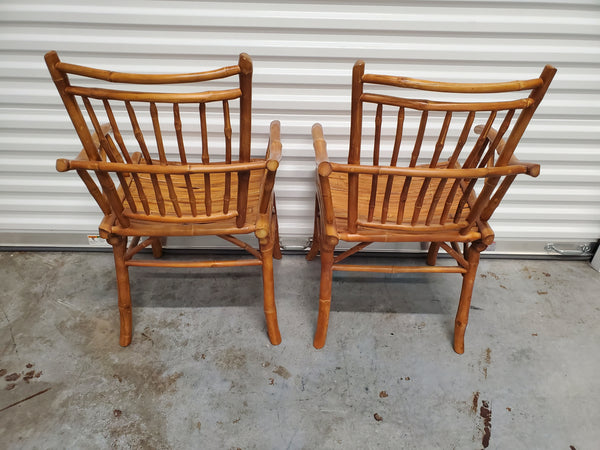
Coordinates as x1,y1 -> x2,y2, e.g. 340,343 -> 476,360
1,251 -> 599,449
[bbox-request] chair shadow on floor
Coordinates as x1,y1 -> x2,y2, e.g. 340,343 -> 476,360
127,252 -> 265,308
322,256 -> 457,315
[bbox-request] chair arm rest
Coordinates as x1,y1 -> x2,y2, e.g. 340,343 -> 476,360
257,121 -> 283,228
266,120 -> 282,171
312,123 -> 332,176
311,123 -> 337,239
56,123 -> 112,171
474,125 -> 540,177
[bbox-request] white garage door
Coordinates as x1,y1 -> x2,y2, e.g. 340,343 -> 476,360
1,0 -> 599,255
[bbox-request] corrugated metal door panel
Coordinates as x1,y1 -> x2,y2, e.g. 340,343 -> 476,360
0,0 -> 598,254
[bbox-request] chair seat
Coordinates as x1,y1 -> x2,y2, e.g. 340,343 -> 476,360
100,167 -> 265,237
327,163 -> 484,242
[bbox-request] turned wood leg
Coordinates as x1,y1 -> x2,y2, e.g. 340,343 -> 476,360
313,244 -> 334,349
151,236 -> 163,258
427,242 -> 441,266
306,197 -> 321,261
260,232 -> 282,346
108,234 -> 133,347
453,241 -> 486,354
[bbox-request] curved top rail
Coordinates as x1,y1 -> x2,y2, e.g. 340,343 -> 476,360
362,73 -> 543,93
55,61 -> 241,84
64,86 -> 241,103
360,92 -> 534,112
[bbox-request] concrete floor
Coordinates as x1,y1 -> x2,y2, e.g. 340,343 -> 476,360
0,250 -> 599,449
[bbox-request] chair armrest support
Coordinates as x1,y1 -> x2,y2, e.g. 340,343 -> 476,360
474,124 -> 540,177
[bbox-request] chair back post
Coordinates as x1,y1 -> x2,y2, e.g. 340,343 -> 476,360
347,60 -> 365,233
45,51 -> 101,163
459,65 -> 556,234
45,51 -> 129,227
496,65 -> 557,167
236,52 -> 253,227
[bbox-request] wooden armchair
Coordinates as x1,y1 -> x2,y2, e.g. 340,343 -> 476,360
45,51 -> 282,347
307,61 -> 556,353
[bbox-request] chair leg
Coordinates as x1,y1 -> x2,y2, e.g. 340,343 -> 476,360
453,240 -> 486,354
108,234 -> 133,347
313,244 -> 334,349
306,197 -> 320,261
427,242 -> 441,266
151,236 -> 163,258
259,230 -> 282,346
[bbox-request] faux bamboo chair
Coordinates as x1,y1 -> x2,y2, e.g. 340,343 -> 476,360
307,61 -> 555,353
45,51 -> 282,347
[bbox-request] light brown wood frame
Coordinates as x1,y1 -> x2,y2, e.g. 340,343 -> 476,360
46,51 -> 282,347
307,62 -> 555,354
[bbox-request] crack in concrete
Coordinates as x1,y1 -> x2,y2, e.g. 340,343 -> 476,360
1,305 -> 18,355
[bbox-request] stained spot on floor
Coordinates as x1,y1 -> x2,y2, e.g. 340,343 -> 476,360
480,400 -> 492,448
471,391 -> 480,414
192,351 -> 206,361
379,391 -> 388,398
272,365 -> 291,379
215,347 -> 247,372
5,373 -> 20,382
23,370 -> 36,383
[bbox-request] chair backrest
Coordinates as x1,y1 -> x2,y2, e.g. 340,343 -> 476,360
339,61 -> 556,234
45,51 -> 264,228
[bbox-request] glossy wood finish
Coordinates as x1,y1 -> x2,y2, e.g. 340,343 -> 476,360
308,62 -> 555,353
46,51 -> 282,346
